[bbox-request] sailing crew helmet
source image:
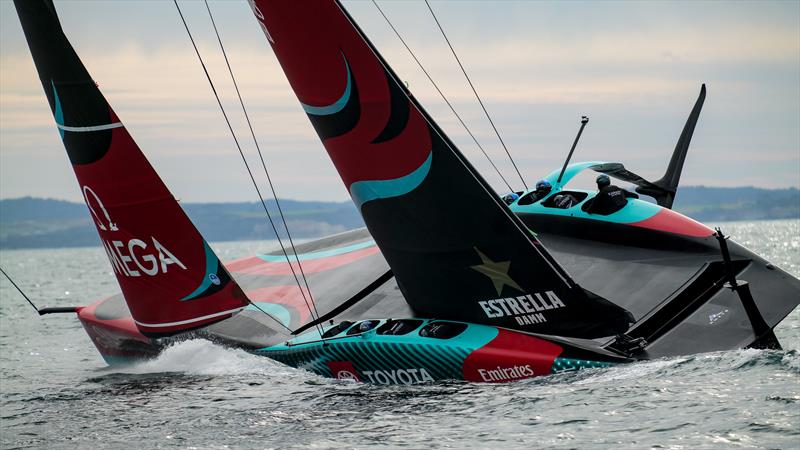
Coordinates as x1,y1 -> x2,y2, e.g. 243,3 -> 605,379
535,179 -> 552,191
502,192 -> 520,204
596,174 -> 611,188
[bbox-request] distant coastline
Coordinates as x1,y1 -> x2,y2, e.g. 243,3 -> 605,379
1,186 -> 798,249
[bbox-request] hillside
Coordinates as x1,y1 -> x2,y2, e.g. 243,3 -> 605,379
0,186 -> 797,249
0,197 -> 363,249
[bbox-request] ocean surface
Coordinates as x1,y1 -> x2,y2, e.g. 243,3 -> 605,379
1,220 -> 798,449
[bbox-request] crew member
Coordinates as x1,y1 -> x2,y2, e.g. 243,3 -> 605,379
552,194 -> 576,209
502,192 -> 520,205
587,174 -> 638,215
529,179 -> 553,203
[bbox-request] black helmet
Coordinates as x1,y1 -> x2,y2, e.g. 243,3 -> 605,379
596,174 -> 611,188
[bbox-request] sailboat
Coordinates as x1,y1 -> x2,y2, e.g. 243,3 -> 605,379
13,0 -> 799,384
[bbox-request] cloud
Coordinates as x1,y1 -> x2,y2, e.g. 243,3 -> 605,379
1,1 -> 798,203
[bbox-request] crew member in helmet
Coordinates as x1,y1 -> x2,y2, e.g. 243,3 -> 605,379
587,174 -> 638,215
502,192 -> 520,205
529,179 -> 553,203
552,194 -> 576,209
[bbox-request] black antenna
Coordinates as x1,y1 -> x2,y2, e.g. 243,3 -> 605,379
556,116 -> 589,185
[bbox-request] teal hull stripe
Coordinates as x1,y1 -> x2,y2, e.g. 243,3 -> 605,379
262,340 -> 471,381
406,344 -> 449,376
371,342 -> 405,372
551,357 -> 612,373
255,333 -> 616,382
258,239 -> 376,263
301,53 -> 352,116
431,345 -> 467,377
181,241 -> 219,301
256,320 -> 497,382
350,152 -> 433,210
380,343 -> 418,375
435,345 -> 465,371
341,342 -> 368,369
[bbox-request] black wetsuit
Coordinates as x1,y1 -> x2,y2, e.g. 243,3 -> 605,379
587,185 -> 638,215
530,188 -> 551,203
553,194 -> 576,209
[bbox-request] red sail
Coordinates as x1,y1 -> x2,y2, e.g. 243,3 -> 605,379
251,0 -> 634,339
15,0 -> 249,336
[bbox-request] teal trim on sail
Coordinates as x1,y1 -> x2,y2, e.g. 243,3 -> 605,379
181,241 -> 219,301
350,152 -> 432,210
301,53 -> 352,116
245,302 -> 292,328
258,240 -> 376,263
51,80 -> 65,139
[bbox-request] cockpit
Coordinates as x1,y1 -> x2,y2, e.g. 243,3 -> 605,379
504,161 -> 647,218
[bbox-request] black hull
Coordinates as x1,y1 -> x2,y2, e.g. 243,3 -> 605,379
519,213 -> 800,356
79,216 -> 799,368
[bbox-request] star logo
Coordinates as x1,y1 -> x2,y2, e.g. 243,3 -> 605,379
470,248 -> 523,296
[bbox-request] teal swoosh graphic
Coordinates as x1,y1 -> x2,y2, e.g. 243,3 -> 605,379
258,240 -> 376,263
301,53 -> 351,116
245,302 -> 292,328
51,80 -> 65,139
350,151 -> 432,210
181,241 -> 219,301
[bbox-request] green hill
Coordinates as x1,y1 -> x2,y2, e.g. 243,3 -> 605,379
0,187 -> 797,249
0,197 -> 363,249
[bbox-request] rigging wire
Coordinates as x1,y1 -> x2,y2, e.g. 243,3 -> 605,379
371,0 -> 514,193
172,0 -> 312,336
334,2 -> 572,286
423,0 -> 529,191
0,266 -> 40,314
202,0 -> 323,335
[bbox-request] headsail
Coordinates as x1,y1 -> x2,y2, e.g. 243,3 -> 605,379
15,0 -> 249,336
250,1 -> 633,338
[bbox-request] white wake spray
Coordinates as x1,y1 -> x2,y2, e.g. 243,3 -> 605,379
104,339 -> 299,377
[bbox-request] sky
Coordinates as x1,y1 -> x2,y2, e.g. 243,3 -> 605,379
1,0 -> 798,203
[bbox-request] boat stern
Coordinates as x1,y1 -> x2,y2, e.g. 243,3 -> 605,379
77,295 -> 161,365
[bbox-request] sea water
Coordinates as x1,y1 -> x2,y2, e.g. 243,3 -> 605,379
1,220 -> 798,449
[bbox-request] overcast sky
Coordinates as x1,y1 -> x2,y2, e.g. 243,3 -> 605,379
1,0 -> 798,203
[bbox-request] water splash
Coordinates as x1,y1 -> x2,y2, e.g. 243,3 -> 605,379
102,339 -> 295,377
